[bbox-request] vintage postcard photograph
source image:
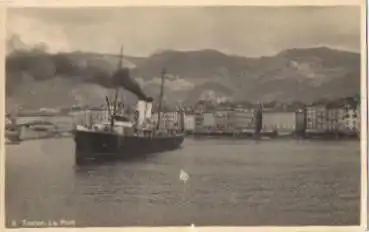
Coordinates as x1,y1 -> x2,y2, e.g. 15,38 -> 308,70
3,2 -> 366,230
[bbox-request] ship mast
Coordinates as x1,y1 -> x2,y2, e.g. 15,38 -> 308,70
110,46 -> 124,130
156,68 -> 166,130
254,101 -> 263,135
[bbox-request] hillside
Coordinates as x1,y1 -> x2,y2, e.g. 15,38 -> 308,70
6,46 -> 361,111
131,47 -> 360,103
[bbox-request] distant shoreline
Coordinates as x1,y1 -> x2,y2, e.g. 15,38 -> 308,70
11,113 -> 71,118
8,115 -> 360,142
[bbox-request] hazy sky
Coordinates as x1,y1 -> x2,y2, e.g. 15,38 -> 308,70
7,6 -> 360,57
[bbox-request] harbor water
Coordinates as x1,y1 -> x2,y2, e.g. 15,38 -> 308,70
5,137 -> 360,227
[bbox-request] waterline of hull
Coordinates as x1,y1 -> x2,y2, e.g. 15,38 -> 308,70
74,130 -> 185,164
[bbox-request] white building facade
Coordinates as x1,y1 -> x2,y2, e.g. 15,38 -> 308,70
262,111 -> 296,134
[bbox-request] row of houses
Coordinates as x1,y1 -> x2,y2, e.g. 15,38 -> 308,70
69,106 -> 183,131
191,109 -> 257,133
183,102 -> 361,135
184,109 -> 297,134
68,101 -> 361,136
305,102 -> 360,134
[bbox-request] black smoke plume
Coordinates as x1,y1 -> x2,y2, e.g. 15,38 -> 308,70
6,40 -> 152,101
112,68 -> 153,102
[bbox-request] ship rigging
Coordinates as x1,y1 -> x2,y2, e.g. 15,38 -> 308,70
73,46 -> 185,164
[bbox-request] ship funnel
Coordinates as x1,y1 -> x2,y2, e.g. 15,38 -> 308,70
145,102 -> 153,119
136,99 -> 153,127
179,109 -> 185,132
136,100 -> 146,126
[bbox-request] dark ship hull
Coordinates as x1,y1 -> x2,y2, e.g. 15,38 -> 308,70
74,130 -> 185,164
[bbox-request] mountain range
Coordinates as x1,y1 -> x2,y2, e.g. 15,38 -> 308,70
6,43 -> 361,112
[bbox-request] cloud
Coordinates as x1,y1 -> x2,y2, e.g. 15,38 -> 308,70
7,6 -> 360,57
7,13 -> 71,54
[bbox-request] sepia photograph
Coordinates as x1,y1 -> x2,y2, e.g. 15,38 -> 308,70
3,3 -> 365,229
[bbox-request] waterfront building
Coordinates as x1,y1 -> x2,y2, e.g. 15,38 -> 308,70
214,110 -> 230,131
5,117 -> 12,126
203,112 -> 216,129
89,108 -> 110,124
163,112 -> 180,128
325,102 -> 344,132
194,112 -> 204,132
305,103 -> 328,133
339,104 -> 360,134
356,104 -> 361,133
229,109 -> 255,132
304,100 -> 361,136
184,114 -> 195,132
295,109 -> 306,134
152,111 -> 180,130
262,110 -> 296,134
69,106 -> 112,127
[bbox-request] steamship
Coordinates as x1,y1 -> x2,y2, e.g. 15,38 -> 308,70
74,47 -> 185,164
